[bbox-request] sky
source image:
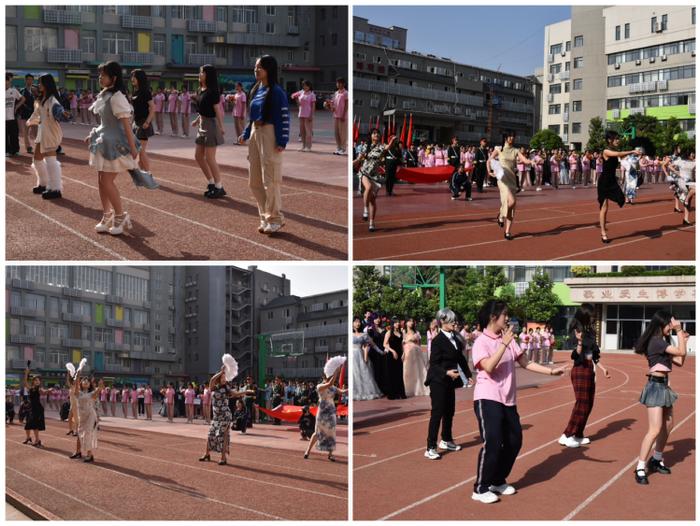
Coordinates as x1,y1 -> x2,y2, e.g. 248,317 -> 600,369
354,6 -> 572,76
256,265 -> 348,297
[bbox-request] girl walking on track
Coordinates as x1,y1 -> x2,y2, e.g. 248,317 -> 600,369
22,366 -> 47,447
633,310 -> 688,485
471,300 -> 567,504
558,304 -> 611,449
239,54 -> 290,235
598,130 -> 637,243
304,356 -> 347,461
193,65 -> 226,199
129,69 -> 156,174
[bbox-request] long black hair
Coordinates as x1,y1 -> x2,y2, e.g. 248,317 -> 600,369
130,69 -> 150,96
568,303 -> 595,335
477,299 -> 509,331
249,55 -> 279,123
635,310 -> 673,355
200,64 -> 220,98
98,61 -> 127,95
38,74 -> 59,105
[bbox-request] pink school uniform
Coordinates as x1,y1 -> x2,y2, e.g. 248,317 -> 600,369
291,90 -> 316,119
153,93 -> 165,113
472,329 -> 525,406
165,387 -> 175,404
144,388 -> 152,405
167,92 -> 178,113
121,388 -> 129,403
550,156 -> 560,175
332,89 -> 348,119
232,91 -> 246,118
184,388 -> 195,404
178,92 -> 191,114
109,388 -> 117,403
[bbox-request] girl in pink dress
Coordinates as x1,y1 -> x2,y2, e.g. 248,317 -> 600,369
121,386 -> 129,418
533,329 -> 543,363
69,91 -> 78,124
533,150 -> 544,189
231,82 -> 247,142
153,87 -> 165,135
581,151 -> 592,187
109,385 -> 117,416
99,387 -> 108,415
435,146 -> 445,166
183,383 -> 195,423
202,386 -> 211,424
569,152 -> 579,187
517,147 -> 529,189
425,147 -> 436,167
526,328 -> 535,361
144,385 -> 153,420
291,80 -> 316,152
179,89 -> 191,138
550,152 -> 560,188
167,88 -> 179,136
164,383 -> 175,422
541,327 -> 552,364
130,385 -> 139,419
79,91 -> 90,125
417,147 -> 426,166
519,329 -> 530,359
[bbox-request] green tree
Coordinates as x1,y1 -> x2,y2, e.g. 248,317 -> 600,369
585,117 -> 606,152
570,266 -> 593,277
655,117 -> 683,155
519,268 -> 560,323
530,129 -> 564,151
352,266 -> 387,316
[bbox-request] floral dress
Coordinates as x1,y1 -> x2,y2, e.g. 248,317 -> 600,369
359,144 -> 387,189
315,385 -> 338,452
207,384 -> 232,453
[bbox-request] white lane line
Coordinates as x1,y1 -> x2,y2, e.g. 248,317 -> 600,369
369,211 -> 682,260
553,226 -> 693,260
6,195 -> 127,260
563,410 -> 696,520
379,398 -> 640,520
60,176 -> 304,260
7,466 -> 122,520
7,439 -> 286,519
356,366 -> 628,472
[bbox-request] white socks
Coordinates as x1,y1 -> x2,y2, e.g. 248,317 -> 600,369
636,460 -> 646,471
44,156 -> 62,191
32,160 -> 48,187
215,182 -> 223,189
653,451 -> 663,461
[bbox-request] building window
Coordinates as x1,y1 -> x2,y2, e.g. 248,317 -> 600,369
574,57 -> 583,69
564,81 -> 570,93
615,25 -> 620,40
81,31 -> 96,54
565,40 -> 571,52
287,49 -> 294,62
265,6 -> 276,16
693,7 -> 696,24
549,43 -> 562,55
153,34 -> 165,57
170,6 -> 184,19
572,100 -> 582,111
549,63 -> 562,74
573,35 -> 584,47
548,124 -> 560,134
331,33 -> 338,46
232,7 -> 258,24
215,7 -> 226,23
332,6 -> 339,18
185,36 -> 197,56
624,23 -> 630,39
549,83 -> 562,94
265,22 -> 275,34
548,104 -> 561,115
103,32 -> 132,54
6,26 -> 17,54
24,27 -> 58,53
573,78 -> 583,90
661,14 -> 668,31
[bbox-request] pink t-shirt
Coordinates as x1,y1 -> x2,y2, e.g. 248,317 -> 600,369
144,388 -> 152,404
167,92 -> 178,113
519,332 -> 529,351
179,92 -> 191,114
130,389 -> 138,403
233,91 -> 246,118
109,389 -> 117,402
165,387 -> 175,404
70,95 -> 78,110
541,331 -> 551,348
153,93 -> 165,112
99,390 -> 107,402
292,90 -> 316,119
202,388 -> 211,404
569,155 -> 578,170
184,388 -> 195,404
472,329 -> 524,406
332,89 -> 347,119
121,388 -> 129,402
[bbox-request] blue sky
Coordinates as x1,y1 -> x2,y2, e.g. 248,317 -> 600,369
354,6 -> 572,76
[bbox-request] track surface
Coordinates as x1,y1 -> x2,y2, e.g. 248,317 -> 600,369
353,353 -> 695,520
6,140 -> 347,261
6,417 -> 348,520
353,183 -> 694,260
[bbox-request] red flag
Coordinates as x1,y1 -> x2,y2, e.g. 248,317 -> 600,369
400,114 -> 407,144
354,116 -> 360,142
407,114 -> 414,148
381,125 -> 386,145
376,115 -> 380,130
339,363 -> 346,389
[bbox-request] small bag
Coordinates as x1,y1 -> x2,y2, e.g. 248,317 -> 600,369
128,168 -> 159,190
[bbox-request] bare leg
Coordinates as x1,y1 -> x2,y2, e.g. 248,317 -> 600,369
504,191 -> 516,236
304,432 -> 318,457
599,200 -> 609,239
195,144 -> 213,182
204,147 -> 221,185
138,139 -> 150,172
654,406 -> 674,454
98,172 -> 123,216
638,406 -> 663,464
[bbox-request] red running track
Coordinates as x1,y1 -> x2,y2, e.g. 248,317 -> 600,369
353,183 -> 694,260
353,353 -> 695,520
6,418 -> 347,520
6,139 -> 347,261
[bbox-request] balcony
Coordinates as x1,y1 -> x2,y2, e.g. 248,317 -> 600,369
105,318 -> 124,328
187,53 -> 217,66
106,342 -> 129,352
316,345 -> 329,353
247,23 -> 259,33
629,81 -> 657,94
62,338 -> 90,348
559,70 -> 570,81
10,335 -> 43,345
188,20 -> 217,33
121,15 -> 153,29
43,8 -> 82,25
10,279 -> 35,290
355,77 -> 483,107
629,107 -> 646,116
62,287 -> 83,298
547,54 -> 555,64
62,312 -> 91,323
104,363 -> 128,373
9,306 -> 44,317
131,322 -> 148,330
288,25 -> 299,35
47,48 -> 83,64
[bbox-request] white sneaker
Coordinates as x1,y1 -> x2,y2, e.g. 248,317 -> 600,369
263,222 -> 285,234
576,437 -> 591,445
471,491 -> 499,504
257,221 -> 268,233
424,448 -> 441,460
489,483 -> 516,495
438,440 -> 461,451
558,434 -> 569,446
560,435 -> 580,448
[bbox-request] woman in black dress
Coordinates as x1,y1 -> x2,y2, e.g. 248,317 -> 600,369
383,318 -> 407,399
130,69 -> 155,173
366,315 -> 387,394
22,367 -> 46,446
598,130 -> 637,243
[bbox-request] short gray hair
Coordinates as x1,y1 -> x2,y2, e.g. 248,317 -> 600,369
436,308 -> 457,326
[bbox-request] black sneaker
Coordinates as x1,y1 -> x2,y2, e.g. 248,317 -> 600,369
41,190 -> 62,199
206,187 -> 227,199
648,457 -> 671,475
634,468 -> 649,485
27,146 -> 33,154
32,185 -> 46,194
203,183 -> 215,196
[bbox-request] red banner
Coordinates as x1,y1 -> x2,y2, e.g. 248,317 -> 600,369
396,166 -> 454,184
255,403 -> 348,422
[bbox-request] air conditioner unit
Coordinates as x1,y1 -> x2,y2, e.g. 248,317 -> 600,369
660,54 -> 667,61
657,80 -> 668,91
561,51 -> 566,57
654,23 -> 662,33
547,54 -> 554,63
635,59 -> 642,65
649,57 -> 656,63
614,63 -> 621,70
692,51 -> 696,57
547,73 -> 555,82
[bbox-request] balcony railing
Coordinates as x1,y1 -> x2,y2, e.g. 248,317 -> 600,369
47,48 -> 83,64
355,77 -> 483,107
559,70 -> 570,81
188,20 -> 217,33
43,8 -> 82,25
106,342 -> 129,352
10,335 -> 43,345
9,306 -> 44,317
187,53 -> 217,66
105,318 -> 124,328
62,312 -> 91,323
62,338 -> 90,348
121,15 -> 153,29
288,24 -> 299,34
247,23 -> 259,33
628,81 -> 658,94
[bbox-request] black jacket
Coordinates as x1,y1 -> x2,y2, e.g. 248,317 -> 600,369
425,331 -> 470,387
447,145 -> 461,168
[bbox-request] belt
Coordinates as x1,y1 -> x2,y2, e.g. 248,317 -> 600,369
647,375 -> 667,383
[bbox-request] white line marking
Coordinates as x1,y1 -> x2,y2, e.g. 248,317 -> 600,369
563,410 -> 695,520
7,466 -> 122,519
6,195 -> 127,260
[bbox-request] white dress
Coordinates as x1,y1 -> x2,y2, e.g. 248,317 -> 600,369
352,333 -> 383,400
88,90 -> 139,173
77,391 -> 99,452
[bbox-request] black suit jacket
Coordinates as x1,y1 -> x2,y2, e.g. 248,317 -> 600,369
447,145 -> 461,168
425,331 -> 470,387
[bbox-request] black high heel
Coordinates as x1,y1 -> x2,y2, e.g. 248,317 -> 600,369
22,438 -> 32,445
496,214 -> 504,228
504,233 -> 513,240
218,459 -> 227,465
674,207 -> 682,213
328,454 -> 336,462
199,454 -> 211,462
70,452 -> 82,459
83,455 -> 94,463
304,452 -> 309,459
682,220 -> 693,226
32,440 -> 42,448
601,234 -> 611,244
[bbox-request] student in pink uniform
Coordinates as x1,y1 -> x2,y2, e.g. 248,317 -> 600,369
328,77 -> 348,154
130,385 -> 139,419
144,385 -> 153,420
99,387 -> 108,415
69,91 -> 78,124
569,152 -> 579,187
533,328 -> 543,364
179,89 -> 191,138
581,151 -> 592,187
153,87 -> 165,135
594,151 -> 603,186
550,152 -> 560,188
517,147 -> 528,190
470,300 -> 567,504
291,80 -> 316,152
120,386 -> 129,418
519,329 -> 529,359
164,383 -> 175,422
183,383 -> 195,423
231,82 -> 247,142
109,385 -> 117,416
202,385 -> 211,424
167,87 -> 179,136
426,319 -> 439,359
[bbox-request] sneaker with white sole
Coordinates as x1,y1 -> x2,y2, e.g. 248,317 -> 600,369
561,435 -> 580,448
424,448 -> 441,460
263,222 -> 285,234
438,440 -> 461,451
471,491 -> 499,504
576,437 -> 591,445
489,483 -> 516,495
257,221 -> 268,233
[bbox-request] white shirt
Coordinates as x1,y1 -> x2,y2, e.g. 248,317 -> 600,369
441,329 -> 457,349
6,87 -> 22,121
